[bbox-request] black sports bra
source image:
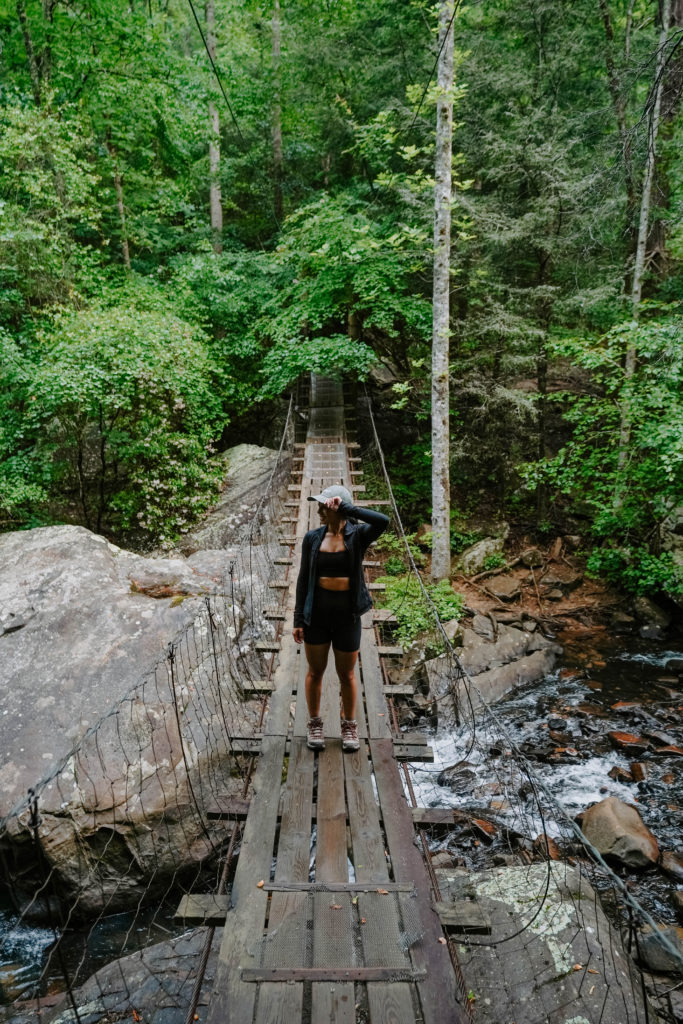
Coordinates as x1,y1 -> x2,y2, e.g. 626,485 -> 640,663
316,548 -> 351,577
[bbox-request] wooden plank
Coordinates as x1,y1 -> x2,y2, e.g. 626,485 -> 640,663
312,740 -> 354,1023
255,737 -> 313,1024
434,901 -> 492,934
287,484 -> 302,491
372,609 -> 397,624
369,738 -> 466,1024
274,558 -> 292,566
240,680 -> 274,695
383,685 -> 415,697
205,796 -> 251,820
175,894 -> 231,925
243,968 -> 426,982
264,883 -> 416,893
367,583 -> 386,592
264,611 -> 286,621
392,744 -> 434,763
255,641 -> 281,652
377,645 -> 404,657
268,581 -> 289,589
363,560 -> 380,568
359,613 -> 391,740
359,499 -> 391,506
205,734 -> 287,1024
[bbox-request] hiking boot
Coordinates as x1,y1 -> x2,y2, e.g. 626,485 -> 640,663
341,718 -> 360,752
306,716 -> 325,751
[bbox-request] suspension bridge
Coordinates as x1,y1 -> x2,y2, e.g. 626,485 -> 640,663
1,374 -> 681,1024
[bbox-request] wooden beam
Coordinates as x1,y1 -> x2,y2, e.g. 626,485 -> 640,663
377,645 -> 404,657
433,901 -> 491,934
393,744 -> 434,762
206,797 -> 251,820
383,685 -> 415,697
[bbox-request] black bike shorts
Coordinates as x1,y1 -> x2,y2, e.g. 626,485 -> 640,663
303,586 -> 362,652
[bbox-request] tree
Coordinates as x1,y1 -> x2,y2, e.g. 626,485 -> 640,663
431,0 -> 455,581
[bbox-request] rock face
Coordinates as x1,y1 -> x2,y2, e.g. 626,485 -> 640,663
580,796 -> 659,868
637,925 -> 683,974
439,863 -> 648,1024
178,443 -> 281,553
425,622 -> 561,720
633,595 -> 672,635
0,525 -> 260,913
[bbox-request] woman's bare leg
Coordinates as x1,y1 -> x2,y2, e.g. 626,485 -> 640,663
333,647 -> 359,721
304,642 -> 330,717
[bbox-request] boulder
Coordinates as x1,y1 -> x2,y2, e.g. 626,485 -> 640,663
7,927 -> 217,1024
436,863 -> 648,1024
520,548 -> 544,568
178,443 -> 281,553
425,624 -> 561,719
456,537 -> 504,576
661,851 -> 683,883
633,595 -> 672,633
580,796 -> 659,868
0,525 -> 258,913
636,925 -> 683,974
485,575 -> 520,602
675,891 -> 683,921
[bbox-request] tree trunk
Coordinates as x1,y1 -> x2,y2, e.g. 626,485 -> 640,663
106,131 -> 131,271
647,0 -> 683,279
206,0 -> 223,253
272,0 -> 284,222
616,0 -> 671,486
16,0 -> 41,105
598,0 -> 635,225
431,0 -> 454,582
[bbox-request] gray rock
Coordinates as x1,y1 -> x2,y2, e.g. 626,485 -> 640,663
485,575 -> 520,602
9,927 -> 218,1024
581,796 -> 659,868
178,443 -> 281,553
0,526 -> 255,911
633,595 -> 672,630
661,851 -> 683,883
674,891 -> 683,921
636,925 -> 683,974
456,537 -> 505,576
520,548 -> 544,568
471,613 -> 495,638
425,624 -> 561,720
442,618 -> 464,646
445,863 -> 648,1024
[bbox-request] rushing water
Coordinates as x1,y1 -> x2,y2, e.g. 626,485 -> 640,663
409,632 -> 683,922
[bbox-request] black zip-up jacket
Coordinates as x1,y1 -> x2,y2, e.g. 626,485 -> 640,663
294,502 -> 390,627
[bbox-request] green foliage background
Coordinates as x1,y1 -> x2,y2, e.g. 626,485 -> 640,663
0,0 -> 681,596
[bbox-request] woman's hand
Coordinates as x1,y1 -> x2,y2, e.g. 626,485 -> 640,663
292,627 -> 304,644
325,496 -> 342,511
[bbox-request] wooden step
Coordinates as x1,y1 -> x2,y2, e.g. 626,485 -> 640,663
206,797 -> 251,820
393,743 -> 434,763
241,680 -> 274,695
255,642 -> 280,653
264,610 -> 286,621
287,485 -> 301,492
175,893 -> 231,925
268,581 -> 289,589
360,499 -> 391,506
350,470 -> 363,476
228,736 -> 263,755
279,536 -> 296,544
274,558 -> 292,565
294,442 -> 306,449
285,501 -> 299,508
351,484 -> 366,493
383,685 -> 415,697
372,609 -> 397,623
347,442 -> 360,449
399,731 -> 428,745
363,560 -> 380,568
433,901 -> 492,934
377,645 -> 404,657
368,583 -> 386,592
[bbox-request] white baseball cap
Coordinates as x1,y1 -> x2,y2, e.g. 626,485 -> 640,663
307,485 -> 353,506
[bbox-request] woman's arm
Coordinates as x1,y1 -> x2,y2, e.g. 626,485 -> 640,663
338,501 -> 389,547
293,533 -> 311,628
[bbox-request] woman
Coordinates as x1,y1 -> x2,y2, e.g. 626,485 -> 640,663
292,484 -> 389,752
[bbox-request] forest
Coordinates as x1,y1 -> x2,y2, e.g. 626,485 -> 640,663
0,0 -> 681,601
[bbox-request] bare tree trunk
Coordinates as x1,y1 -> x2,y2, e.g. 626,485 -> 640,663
431,1 -> 454,582
272,0 -> 284,222
106,131 -> 131,271
16,0 -> 41,105
206,0 -> 223,253
598,0 -> 635,218
616,0 -> 671,489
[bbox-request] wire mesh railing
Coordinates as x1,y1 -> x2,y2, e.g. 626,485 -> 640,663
356,384 -> 683,1024
0,398 -> 295,1022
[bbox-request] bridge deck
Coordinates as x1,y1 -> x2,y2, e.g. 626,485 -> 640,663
206,378 -> 466,1024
